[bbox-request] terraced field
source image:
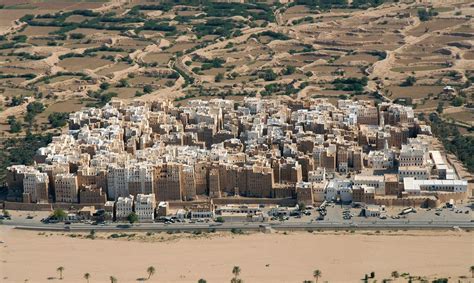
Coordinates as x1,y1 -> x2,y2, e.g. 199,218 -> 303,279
0,0 -> 473,136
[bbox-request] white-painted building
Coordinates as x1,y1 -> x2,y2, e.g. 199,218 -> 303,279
115,195 -> 134,219
399,141 -> 429,167
403,177 -> 468,195
325,179 -> 352,203
134,193 -> 156,221
308,167 -> 326,182
354,175 -> 385,195
398,166 -> 430,181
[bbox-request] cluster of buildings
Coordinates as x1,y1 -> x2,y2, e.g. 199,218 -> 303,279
6,98 -> 469,219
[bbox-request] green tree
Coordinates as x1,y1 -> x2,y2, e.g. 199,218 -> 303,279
215,216 -> 225,223
282,65 -> 296,75
231,266 -> 242,282
52,209 -> 67,220
143,85 -> 153,94
127,212 -> 138,224
57,266 -> 64,280
26,101 -> 45,114
100,82 -> 110,90
436,102 -> 444,114
470,266 -> 474,278
260,69 -> 277,81
109,276 -> 117,283
7,115 -> 22,133
147,266 -> 156,280
401,76 -> 416,87
198,279 -> 207,283
391,271 -> 399,278
117,78 -> 129,88
451,96 -> 464,107
232,266 -> 241,278
83,273 -> 90,283
313,269 -> 321,283
215,73 -> 224,82
48,112 -> 69,128
299,203 -> 306,211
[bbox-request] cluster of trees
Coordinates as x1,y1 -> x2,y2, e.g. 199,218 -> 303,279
24,101 -> 45,125
418,8 -> 438,22
429,113 -> 474,172
48,112 -> 69,128
13,52 -> 46,60
50,265 -> 157,283
292,0 -> 386,10
258,69 -> 278,81
400,76 -> 417,87
195,18 -> 243,38
7,116 -> 22,133
87,90 -> 118,107
0,73 -> 36,80
261,83 -> 298,96
289,44 -> 315,54
0,132 -> 53,183
21,9 -> 143,36
251,31 -> 290,41
332,76 -> 368,92
203,2 -> 275,22
6,95 -> 25,107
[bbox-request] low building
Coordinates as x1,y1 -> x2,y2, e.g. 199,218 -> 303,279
156,201 -> 169,217
363,205 -> 385,217
403,178 -> 468,195
189,203 -> 214,219
398,166 -> 430,181
354,175 -> 385,196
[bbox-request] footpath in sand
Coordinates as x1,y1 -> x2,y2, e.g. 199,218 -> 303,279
0,226 -> 473,282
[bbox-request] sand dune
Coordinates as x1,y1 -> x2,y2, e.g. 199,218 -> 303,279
0,226 -> 472,283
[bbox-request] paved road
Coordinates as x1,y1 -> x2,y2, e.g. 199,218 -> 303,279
4,219 -> 474,233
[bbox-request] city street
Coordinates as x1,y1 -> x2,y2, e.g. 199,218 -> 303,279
3,204 -> 473,232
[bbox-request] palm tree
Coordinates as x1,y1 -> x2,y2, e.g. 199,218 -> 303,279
147,266 -> 156,280
470,266 -> 474,278
230,279 -> 243,283
391,271 -> 399,278
83,273 -> 91,283
232,266 -> 241,278
109,276 -> 117,283
57,266 -> 64,280
198,279 -> 207,283
313,269 -> 322,283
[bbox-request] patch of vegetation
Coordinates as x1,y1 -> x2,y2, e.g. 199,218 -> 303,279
417,8 -> 438,21
251,31 -> 290,41
259,69 -> 278,81
7,116 -> 22,133
261,83 -> 298,96
332,77 -> 368,92
400,76 -> 416,87
429,113 -> 474,172
48,112 -> 69,128
0,133 -> 54,183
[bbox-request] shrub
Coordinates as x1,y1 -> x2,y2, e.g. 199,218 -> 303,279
48,112 -> 69,128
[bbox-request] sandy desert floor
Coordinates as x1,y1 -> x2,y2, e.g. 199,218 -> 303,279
0,226 -> 473,283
